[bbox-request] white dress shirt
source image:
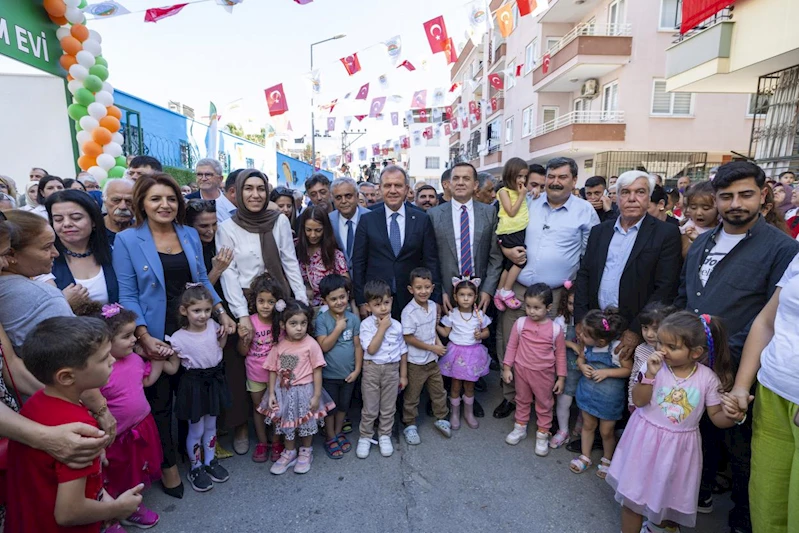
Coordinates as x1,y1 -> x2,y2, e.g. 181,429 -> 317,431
385,203 -> 406,248
451,198 -> 475,271
598,216 -> 644,310
338,209 -> 361,246
359,315 -> 408,364
401,299 -> 439,365
216,215 -> 308,317
198,190 -> 236,222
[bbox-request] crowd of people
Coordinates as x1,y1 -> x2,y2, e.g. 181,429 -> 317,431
0,155 -> 797,533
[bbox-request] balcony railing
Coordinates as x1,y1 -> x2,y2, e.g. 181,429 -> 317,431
532,110 -> 625,138
533,22 -> 632,67
673,6 -> 733,43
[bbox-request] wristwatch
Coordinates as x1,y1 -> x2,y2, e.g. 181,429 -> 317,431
637,371 -> 656,386
215,307 -> 227,318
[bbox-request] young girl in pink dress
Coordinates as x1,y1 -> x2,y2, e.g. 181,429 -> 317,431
606,311 -> 743,533
95,303 -> 180,529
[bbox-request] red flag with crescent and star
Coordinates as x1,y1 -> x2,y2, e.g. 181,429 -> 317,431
369,97 -> 386,118
411,90 -> 428,110
444,38 -> 458,64
491,97 -> 498,113
355,83 -> 369,100
400,136 -> 410,149
444,123 -> 452,136
423,126 -> 433,139
355,115 -> 366,122
340,54 -> 362,76
517,0 -> 537,16
423,16 -> 449,54
264,83 -> 288,116
543,52 -> 551,74
419,109 -> 429,123
398,60 -> 416,71
372,144 -> 380,156
488,73 -> 504,90
445,106 -> 453,119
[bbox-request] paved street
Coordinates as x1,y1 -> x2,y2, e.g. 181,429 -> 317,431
144,371 -> 732,533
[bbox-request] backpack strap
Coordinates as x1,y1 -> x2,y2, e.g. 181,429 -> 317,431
515,316 -> 526,337
552,321 -> 562,351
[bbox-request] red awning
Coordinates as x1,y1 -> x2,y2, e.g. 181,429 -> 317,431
680,0 -> 734,34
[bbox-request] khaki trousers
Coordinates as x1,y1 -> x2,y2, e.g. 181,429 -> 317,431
359,361 -> 400,438
402,361 -> 448,425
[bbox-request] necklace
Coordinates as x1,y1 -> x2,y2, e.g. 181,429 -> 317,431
667,363 -> 697,385
63,248 -> 93,258
458,309 -> 474,322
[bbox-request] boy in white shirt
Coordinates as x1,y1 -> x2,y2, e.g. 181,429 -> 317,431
356,280 -> 408,459
401,268 -> 451,444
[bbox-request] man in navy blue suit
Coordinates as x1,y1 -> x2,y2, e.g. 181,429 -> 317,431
352,165 -> 441,319
329,177 -> 371,271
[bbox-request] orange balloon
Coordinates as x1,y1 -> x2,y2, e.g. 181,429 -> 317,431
92,127 -> 113,146
78,155 -> 96,172
82,141 -> 103,158
60,36 -> 82,56
49,14 -> 68,26
70,24 -> 90,43
99,116 -> 121,133
43,0 -> 66,17
59,54 -> 77,70
106,106 -> 122,120
67,75 -> 74,82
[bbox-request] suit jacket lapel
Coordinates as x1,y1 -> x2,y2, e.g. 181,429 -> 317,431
137,225 -> 166,289
441,205 -> 458,264
399,209 -> 419,257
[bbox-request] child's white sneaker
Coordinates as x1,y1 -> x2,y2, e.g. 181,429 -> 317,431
378,435 -> 394,457
403,425 -> 421,445
535,431 -> 551,456
505,423 -> 527,445
356,437 -> 375,459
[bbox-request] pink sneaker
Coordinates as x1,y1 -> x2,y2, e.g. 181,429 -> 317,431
252,442 -> 269,463
549,429 -> 570,449
121,505 -> 159,529
493,293 -> 507,312
104,523 -> 127,533
502,292 -> 522,310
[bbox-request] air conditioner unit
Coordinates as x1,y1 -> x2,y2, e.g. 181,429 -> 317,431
581,79 -> 599,98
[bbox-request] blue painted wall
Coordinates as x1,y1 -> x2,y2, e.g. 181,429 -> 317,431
276,152 -> 332,192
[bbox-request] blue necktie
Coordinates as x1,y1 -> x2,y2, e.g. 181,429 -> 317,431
346,219 -> 354,260
460,205 -> 472,276
389,212 -> 401,256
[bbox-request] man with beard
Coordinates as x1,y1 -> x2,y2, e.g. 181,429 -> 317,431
414,185 -> 438,211
676,161 -> 798,533
102,177 -> 134,245
493,157 -> 599,419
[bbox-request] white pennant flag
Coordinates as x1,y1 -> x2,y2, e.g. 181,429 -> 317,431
378,73 -> 390,92
383,35 -> 402,67
466,0 -> 490,46
412,130 -> 422,146
358,147 -> 367,161
215,0 -> 244,13
405,110 -> 414,125
393,140 -> 401,153
432,87 -> 445,107
85,1 -> 131,17
344,116 -> 353,130
432,107 -> 443,123
309,69 -> 321,95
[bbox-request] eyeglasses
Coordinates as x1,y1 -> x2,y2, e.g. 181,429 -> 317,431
196,172 -> 217,179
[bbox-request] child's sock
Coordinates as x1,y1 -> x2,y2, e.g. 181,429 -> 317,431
203,415 -> 217,467
187,419 -> 204,469
556,394 -> 573,433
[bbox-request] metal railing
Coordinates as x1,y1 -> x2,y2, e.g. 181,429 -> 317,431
534,22 -> 632,67
532,110 -> 625,138
673,5 -> 733,43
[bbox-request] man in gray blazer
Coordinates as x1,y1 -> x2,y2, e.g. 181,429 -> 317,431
329,176 -> 371,271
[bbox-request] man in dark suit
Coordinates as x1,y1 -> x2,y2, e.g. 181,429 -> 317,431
329,176 -> 371,271
352,165 -> 441,319
575,170 -> 682,359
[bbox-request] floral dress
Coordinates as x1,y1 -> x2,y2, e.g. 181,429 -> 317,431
0,344 -> 19,528
299,249 -> 348,306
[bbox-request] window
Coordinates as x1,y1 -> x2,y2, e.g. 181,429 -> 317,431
602,81 -> 619,118
513,3 -> 520,28
580,17 -> 597,35
542,106 -> 558,133
651,80 -> 693,116
524,40 -> 537,74
505,117 -> 514,144
425,157 -> 440,169
659,0 -> 681,30
487,118 -> 502,152
747,93 -> 769,117
574,99 -> 587,122
522,106 -> 534,137
608,0 -> 626,33
507,60 -> 517,89
546,37 -> 561,52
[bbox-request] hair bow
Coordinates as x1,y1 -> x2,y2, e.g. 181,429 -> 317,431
185,282 -> 203,289
699,314 -> 715,369
601,318 -> 610,331
451,276 -> 481,289
563,280 -> 573,290
101,303 -> 123,319
275,299 -> 286,312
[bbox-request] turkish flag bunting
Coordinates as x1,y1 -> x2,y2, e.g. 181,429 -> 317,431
491,97 -> 498,113
400,136 -> 410,149
496,3 -> 514,38
542,53 -> 551,74
340,54 -> 362,76
419,110 -> 429,123
345,151 -> 352,163
411,90 -> 427,110
423,16 -> 449,54
144,3 -> 188,22
444,38 -> 458,64
355,83 -> 370,100
369,97 -> 386,118
294,0 -> 313,3
329,99 -> 338,113
517,0 -> 537,16
327,117 -> 335,131
264,83 -> 289,116
444,123 -> 452,136
474,106 -> 481,122
450,117 -> 458,130
423,126 -> 433,139
468,101 -> 477,115
461,117 -> 469,129
516,64 -> 524,77
372,144 -> 380,156
488,73 -> 504,90
398,60 -> 416,71
445,106 -> 453,119
391,112 -> 399,126
355,115 -> 366,122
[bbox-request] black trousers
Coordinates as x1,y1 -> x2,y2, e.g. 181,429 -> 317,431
145,370 -> 187,469
220,333 -> 249,430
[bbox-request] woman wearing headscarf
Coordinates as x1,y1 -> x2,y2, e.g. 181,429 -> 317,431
773,183 -> 794,217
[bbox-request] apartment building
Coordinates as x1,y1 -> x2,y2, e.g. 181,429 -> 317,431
451,0 -> 754,184
665,0 -> 799,175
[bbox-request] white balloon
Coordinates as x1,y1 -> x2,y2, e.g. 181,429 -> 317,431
88,102 -> 108,120
76,131 -> 92,146
82,40 -> 102,57
67,79 -> 83,95
56,27 -> 71,40
88,166 -> 108,181
76,50 -> 95,69
64,0 -> 81,7
79,116 -> 99,132
68,64 -> 88,81
97,154 -> 116,171
65,7 -> 84,25
102,81 -> 114,94
89,30 -> 102,44
102,142 -> 123,157
94,91 -> 114,107
111,132 -> 124,145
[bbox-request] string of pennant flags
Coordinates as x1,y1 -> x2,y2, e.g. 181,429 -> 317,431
83,0 -> 313,21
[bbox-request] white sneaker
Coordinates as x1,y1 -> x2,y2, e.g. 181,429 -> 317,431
378,435 -> 394,457
403,425 -> 421,445
505,423 -> 528,445
356,437 -> 375,459
535,431 -> 550,456
433,419 -> 452,438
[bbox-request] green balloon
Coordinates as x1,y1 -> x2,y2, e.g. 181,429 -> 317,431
89,65 -> 109,82
75,123 -> 83,132
115,156 -> 127,167
78,0 -> 87,7
83,75 -> 103,93
108,166 -> 126,178
67,103 -> 89,121
94,56 -> 108,68
73,88 -> 95,106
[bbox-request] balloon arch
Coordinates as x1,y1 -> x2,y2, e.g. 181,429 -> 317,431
42,0 -> 126,182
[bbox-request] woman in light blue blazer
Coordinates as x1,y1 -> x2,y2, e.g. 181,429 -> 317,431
112,172 -> 235,498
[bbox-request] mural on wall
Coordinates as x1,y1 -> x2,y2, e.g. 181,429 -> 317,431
276,152 -> 332,192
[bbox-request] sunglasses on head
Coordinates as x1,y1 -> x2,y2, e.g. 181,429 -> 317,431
187,199 -> 216,212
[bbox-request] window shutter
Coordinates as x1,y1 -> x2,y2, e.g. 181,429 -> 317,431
673,92 -> 692,115
652,81 -> 671,114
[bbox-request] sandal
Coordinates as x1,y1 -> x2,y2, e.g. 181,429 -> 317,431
336,433 -> 352,453
342,418 -> 353,434
493,293 -> 507,312
503,292 -> 522,310
596,457 -> 611,479
569,454 -> 592,474
323,438 -> 344,459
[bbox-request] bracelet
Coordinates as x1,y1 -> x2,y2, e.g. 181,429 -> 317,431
735,413 -> 747,426
135,331 -> 148,341
92,401 -> 109,419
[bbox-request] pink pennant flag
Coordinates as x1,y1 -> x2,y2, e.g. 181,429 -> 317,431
355,115 -> 366,122
144,3 -> 188,22
444,123 -> 452,136
419,109 -> 429,123
327,117 -> 336,131
372,144 -> 380,156
398,60 -> 416,71
369,97 -> 386,118
355,83 -> 370,101
411,90 -> 427,110
294,0 -> 313,3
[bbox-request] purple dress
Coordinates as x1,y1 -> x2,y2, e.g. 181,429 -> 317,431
438,310 -> 491,381
606,363 -> 721,527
